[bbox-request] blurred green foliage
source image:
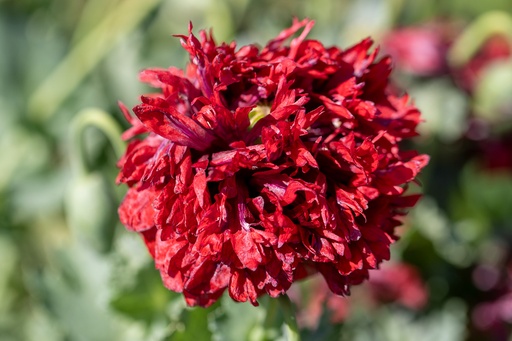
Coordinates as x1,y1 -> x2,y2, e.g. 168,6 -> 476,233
1,0 -> 512,340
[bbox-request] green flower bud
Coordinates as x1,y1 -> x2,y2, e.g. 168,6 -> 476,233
66,172 -> 116,253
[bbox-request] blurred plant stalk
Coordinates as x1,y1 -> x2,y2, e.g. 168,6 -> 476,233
69,108 -> 125,175
448,11 -> 512,66
448,11 -> 512,124
27,0 -> 162,122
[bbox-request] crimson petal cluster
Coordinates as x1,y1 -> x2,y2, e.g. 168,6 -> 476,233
117,18 -> 429,307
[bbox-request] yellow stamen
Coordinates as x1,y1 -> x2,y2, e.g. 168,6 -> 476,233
248,105 -> 271,129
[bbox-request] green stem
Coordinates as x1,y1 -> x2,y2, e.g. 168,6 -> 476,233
71,0 -> 122,46
28,0 -> 161,121
448,11 -> 512,67
263,296 -> 279,330
278,294 -> 300,341
387,0 -> 405,26
70,108 -> 125,176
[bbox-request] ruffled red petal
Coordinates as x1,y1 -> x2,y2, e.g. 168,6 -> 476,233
117,18 -> 428,307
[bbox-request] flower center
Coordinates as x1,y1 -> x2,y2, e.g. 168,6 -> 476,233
248,104 -> 271,129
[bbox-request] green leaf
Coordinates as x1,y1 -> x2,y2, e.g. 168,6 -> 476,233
209,295 -> 266,341
168,305 -> 214,341
0,235 -> 17,316
340,300 -> 467,341
453,161 -> 512,230
412,198 -> 476,266
111,265 -> 175,323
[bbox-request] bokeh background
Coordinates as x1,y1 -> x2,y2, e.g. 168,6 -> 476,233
1,0 -> 512,340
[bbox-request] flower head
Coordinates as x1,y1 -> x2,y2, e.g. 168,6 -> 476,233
366,262 -> 428,309
117,18 -> 429,307
382,24 -> 452,76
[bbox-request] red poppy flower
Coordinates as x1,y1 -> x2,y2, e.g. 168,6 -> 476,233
117,18 -> 429,307
367,262 -> 428,309
454,34 -> 511,93
292,262 -> 427,328
382,24 -> 452,77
